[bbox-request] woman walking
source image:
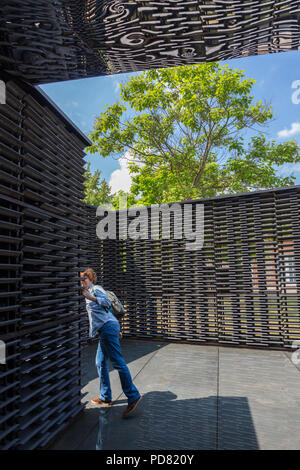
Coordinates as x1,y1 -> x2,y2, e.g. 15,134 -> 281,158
80,268 -> 142,418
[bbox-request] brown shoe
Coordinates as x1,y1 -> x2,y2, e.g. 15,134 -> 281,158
91,397 -> 112,406
122,395 -> 142,418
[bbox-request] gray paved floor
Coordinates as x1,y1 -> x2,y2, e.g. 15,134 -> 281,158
47,339 -> 300,450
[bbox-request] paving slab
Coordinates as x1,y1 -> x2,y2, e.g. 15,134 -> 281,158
218,348 -> 300,450
47,339 -> 300,450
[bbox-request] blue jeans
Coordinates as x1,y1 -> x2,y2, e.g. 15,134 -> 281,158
96,320 -> 141,404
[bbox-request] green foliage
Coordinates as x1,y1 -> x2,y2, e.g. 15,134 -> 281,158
87,62 -> 300,205
83,161 -> 112,206
111,190 -> 138,210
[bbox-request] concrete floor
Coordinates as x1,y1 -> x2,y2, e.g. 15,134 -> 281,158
47,339 -> 300,450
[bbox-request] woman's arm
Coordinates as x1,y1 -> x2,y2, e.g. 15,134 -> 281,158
93,288 -> 111,310
82,289 -> 96,302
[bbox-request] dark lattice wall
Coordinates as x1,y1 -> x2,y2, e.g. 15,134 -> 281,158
0,0 -> 300,84
0,75 -> 89,449
92,186 -> 300,349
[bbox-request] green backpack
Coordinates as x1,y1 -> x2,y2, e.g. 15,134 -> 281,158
105,290 -> 125,320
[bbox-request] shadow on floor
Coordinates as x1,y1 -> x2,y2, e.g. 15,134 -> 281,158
47,341 -> 300,450
89,391 -> 258,450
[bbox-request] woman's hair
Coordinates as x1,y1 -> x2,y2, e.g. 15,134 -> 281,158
80,268 -> 97,283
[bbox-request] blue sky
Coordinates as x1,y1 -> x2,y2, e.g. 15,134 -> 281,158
40,50 -> 300,191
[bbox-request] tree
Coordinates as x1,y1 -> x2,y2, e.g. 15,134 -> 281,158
87,63 -> 300,205
111,189 -> 137,210
83,161 -> 112,206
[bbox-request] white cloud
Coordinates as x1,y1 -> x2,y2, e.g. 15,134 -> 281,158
277,122 -> 300,138
111,77 -> 122,94
109,151 -> 136,193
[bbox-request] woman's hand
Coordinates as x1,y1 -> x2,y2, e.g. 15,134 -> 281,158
82,288 -> 96,302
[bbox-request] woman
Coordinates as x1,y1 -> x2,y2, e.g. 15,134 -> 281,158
80,268 -> 142,418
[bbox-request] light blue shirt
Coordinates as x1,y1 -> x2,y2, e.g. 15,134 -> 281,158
85,283 -> 119,338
